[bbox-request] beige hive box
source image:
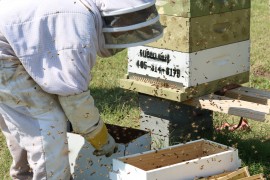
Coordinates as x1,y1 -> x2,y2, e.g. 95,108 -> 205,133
149,0 -> 250,52
155,0 -> 251,17
110,139 -> 241,180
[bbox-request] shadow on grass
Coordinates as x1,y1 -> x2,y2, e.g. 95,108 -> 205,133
209,130 -> 270,177
89,86 -> 139,114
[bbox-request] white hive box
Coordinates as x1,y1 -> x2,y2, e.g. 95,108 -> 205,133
128,40 -> 250,87
110,139 -> 241,180
68,124 -> 151,180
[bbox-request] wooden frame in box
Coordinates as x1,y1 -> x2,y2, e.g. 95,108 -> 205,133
110,139 -> 241,180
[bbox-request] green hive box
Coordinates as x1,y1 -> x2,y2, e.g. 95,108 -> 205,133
148,8 -> 250,52
156,0 -> 250,17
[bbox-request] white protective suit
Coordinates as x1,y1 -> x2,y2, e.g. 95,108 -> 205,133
0,0 -> 162,179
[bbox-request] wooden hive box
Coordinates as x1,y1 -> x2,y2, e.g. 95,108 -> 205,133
68,124 -> 151,180
148,8 -> 250,52
123,0 -> 251,96
150,0 -> 251,52
155,0 -> 251,18
127,41 -> 249,88
110,139 -> 241,180
200,166 -> 266,180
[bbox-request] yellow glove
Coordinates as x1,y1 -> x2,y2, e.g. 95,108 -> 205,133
84,120 -> 117,157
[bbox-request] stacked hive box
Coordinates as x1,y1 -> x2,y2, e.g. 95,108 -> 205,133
120,0 -> 251,147
123,0 -> 251,99
152,0 -> 250,52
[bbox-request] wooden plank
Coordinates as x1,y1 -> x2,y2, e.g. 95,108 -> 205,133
120,72 -> 249,102
184,94 -> 270,122
119,78 -> 188,102
125,146 -> 224,169
121,140 -> 231,171
216,167 -> 250,180
122,141 -> 204,170
120,73 -> 270,122
225,87 -> 270,106
197,172 -> 232,180
202,142 -> 231,154
238,174 -> 265,180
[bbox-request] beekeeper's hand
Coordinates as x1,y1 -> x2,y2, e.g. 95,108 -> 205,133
84,121 -> 118,157
93,134 -> 118,157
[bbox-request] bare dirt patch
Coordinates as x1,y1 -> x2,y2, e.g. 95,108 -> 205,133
252,68 -> 270,79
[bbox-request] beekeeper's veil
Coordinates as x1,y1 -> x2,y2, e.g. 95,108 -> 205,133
79,0 -> 163,56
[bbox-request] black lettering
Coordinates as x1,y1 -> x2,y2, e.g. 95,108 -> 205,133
169,68 -> 173,76
151,65 -> 154,71
173,69 -> 176,77
166,55 -> 171,64
154,66 -> 157,72
136,61 -> 181,79
136,60 -> 140,68
166,68 -> 170,76
153,53 -> 157,59
139,49 -> 170,63
143,61 -> 147,69
177,69 -> 181,78
139,49 -> 143,57
136,60 -> 147,69
139,61 -> 147,69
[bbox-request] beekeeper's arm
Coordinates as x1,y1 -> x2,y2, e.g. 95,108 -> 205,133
0,0 -> 116,156
58,90 -> 116,156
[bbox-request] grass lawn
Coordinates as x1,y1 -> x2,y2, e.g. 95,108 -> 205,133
0,0 -> 270,179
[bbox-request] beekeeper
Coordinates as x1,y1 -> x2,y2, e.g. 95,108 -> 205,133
0,0 -> 162,179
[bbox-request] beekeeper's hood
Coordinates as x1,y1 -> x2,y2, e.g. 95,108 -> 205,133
79,0 -> 163,57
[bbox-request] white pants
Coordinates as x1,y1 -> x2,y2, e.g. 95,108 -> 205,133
0,59 -> 71,180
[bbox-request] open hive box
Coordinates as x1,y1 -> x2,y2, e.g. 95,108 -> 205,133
110,139 -> 241,180
68,124 -> 151,180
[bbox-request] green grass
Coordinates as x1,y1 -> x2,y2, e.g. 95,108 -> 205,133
89,52 -> 141,127
250,0 -> 270,77
212,112 -> 270,176
0,133 -> 12,179
1,0 -> 270,179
